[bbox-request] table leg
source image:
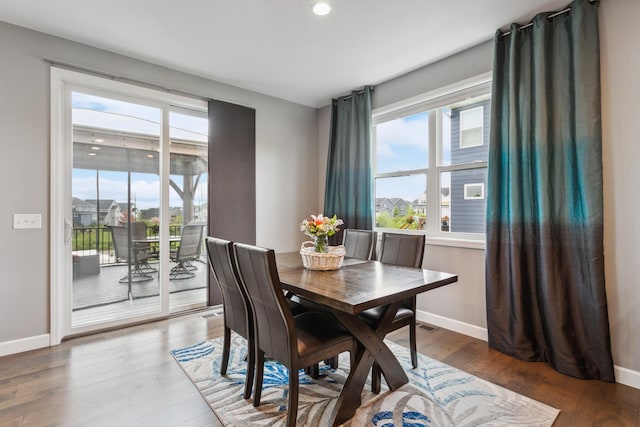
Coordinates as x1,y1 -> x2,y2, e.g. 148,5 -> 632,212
330,308 -> 409,425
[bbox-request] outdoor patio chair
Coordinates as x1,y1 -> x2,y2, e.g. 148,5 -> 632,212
130,221 -> 158,273
169,223 -> 205,280
110,225 -> 154,283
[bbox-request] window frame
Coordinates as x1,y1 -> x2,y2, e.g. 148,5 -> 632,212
372,73 -> 491,246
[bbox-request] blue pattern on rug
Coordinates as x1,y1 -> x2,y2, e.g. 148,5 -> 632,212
170,340 -> 215,362
372,410 -> 431,427
171,333 -> 560,426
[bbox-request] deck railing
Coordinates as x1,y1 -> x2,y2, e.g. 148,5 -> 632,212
72,224 -> 182,265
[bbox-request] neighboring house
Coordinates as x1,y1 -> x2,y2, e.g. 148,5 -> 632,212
193,202 -> 208,223
413,192 -> 427,215
448,99 -> 490,233
376,197 -> 413,217
75,198 -> 137,226
72,197 -> 97,226
85,199 -> 116,224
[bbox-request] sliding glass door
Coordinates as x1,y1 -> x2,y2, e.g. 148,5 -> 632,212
51,68 -> 208,339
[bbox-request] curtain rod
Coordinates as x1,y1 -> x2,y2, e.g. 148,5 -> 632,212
500,0 -> 597,37
44,57 -> 212,102
333,86 -> 375,103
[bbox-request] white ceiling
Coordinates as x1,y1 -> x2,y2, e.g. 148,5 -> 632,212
0,0 -> 571,108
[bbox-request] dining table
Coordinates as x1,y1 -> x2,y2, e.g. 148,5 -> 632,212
275,251 -> 458,426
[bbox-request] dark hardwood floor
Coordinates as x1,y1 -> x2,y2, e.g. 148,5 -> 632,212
0,312 -> 638,426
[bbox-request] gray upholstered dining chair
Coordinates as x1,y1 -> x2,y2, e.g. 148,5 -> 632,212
205,237 -> 308,400
233,242 -> 355,427
359,232 -> 425,392
342,228 -> 377,261
206,237 -> 256,399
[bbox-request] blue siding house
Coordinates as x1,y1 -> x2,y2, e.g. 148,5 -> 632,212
448,99 -> 490,233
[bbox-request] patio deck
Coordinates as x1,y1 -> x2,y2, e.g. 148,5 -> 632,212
72,259 -> 209,328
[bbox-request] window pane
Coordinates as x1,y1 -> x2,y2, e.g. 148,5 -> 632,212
169,110 -> 208,307
441,168 -> 487,233
441,96 -> 490,166
71,91 -> 162,324
375,174 -> 426,230
376,112 -> 428,173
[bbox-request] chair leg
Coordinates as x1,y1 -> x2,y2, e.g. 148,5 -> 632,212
371,362 -> 382,394
220,326 -> 231,375
307,363 -> 320,379
244,334 -> 255,400
325,356 -> 339,369
287,367 -> 299,427
253,350 -> 265,407
410,320 -> 418,369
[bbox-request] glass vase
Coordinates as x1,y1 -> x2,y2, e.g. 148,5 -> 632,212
314,235 -> 329,253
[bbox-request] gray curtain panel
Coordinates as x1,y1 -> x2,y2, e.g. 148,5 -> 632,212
486,0 -> 614,381
324,86 -> 374,235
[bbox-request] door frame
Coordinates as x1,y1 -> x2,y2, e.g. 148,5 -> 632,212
50,67 -> 208,344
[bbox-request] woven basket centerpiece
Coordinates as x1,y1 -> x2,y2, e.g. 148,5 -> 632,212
299,241 -> 346,271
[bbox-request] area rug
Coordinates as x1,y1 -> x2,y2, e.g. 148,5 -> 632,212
171,334 -> 559,426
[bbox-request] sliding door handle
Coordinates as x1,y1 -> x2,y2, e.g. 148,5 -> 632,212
64,219 -> 73,245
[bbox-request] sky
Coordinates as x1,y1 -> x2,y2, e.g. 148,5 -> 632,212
375,110 -> 451,202
72,92 -> 208,210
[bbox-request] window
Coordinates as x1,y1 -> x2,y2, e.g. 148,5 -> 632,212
464,183 -> 484,199
459,106 -> 484,148
373,74 -> 491,241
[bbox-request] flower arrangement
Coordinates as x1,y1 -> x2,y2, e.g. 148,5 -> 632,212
300,214 -> 343,253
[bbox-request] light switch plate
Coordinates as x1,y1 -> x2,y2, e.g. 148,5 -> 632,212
13,213 -> 42,229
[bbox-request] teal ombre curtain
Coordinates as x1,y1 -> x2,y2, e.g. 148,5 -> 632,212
324,87 -> 374,234
486,0 -> 614,381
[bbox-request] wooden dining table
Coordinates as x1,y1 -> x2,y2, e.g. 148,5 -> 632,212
275,251 -> 458,426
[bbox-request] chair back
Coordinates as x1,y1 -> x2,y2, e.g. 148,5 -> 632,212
176,223 -> 205,261
110,226 -> 132,262
234,243 -> 295,366
205,237 -> 251,339
130,221 -> 148,240
342,229 -> 377,260
379,232 -> 425,268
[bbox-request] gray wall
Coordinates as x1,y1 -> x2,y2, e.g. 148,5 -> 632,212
0,21 -> 318,344
318,0 -> 640,381
2,0 -> 638,384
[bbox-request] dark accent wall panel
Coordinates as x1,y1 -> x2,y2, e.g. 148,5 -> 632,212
207,99 -> 256,306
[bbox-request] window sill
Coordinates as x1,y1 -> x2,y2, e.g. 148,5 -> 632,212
425,236 -> 485,250
374,228 -> 486,250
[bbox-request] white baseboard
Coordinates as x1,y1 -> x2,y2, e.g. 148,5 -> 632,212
415,310 -> 640,390
614,365 -> 640,390
415,309 -> 488,341
0,334 -> 50,357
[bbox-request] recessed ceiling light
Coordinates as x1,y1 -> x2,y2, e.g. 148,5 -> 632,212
91,146 -> 100,150
94,138 -> 104,143
147,154 -> 154,159
313,2 -> 331,16
88,152 -> 97,156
